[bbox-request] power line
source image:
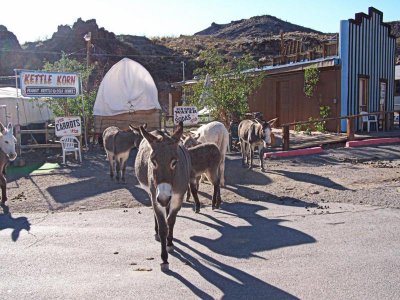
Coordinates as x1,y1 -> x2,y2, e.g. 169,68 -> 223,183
0,48 -> 187,59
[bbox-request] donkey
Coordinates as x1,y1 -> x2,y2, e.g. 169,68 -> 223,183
183,139 -> 222,212
134,121 -> 191,271
238,119 -> 275,171
188,121 -> 229,187
0,122 -> 17,203
103,125 -> 143,183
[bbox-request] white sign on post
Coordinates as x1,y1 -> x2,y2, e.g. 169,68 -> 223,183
20,71 -> 80,98
55,116 -> 82,137
173,106 -> 198,125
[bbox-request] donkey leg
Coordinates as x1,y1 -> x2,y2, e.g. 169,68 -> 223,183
115,158 -> 121,182
166,209 -> 179,253
190,179 -> 201,213
259,147 -> 265,171
108,156 -> 114,179
186,184 -> 191,202
219,159 -> 225,187
154,215 -> 160,242
240,139 -> 247,167
154,207 -> 169,271
121,159 -> 127,183
0,176 -> 7,203
249,146 -> 254,169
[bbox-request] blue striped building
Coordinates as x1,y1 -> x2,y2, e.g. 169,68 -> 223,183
340,7 -> 396,130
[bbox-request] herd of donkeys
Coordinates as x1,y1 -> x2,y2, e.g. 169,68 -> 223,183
102,118 -> 274,271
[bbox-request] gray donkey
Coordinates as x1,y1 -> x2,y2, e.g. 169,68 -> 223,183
103,125 -> 143,182
134,122 -> 191,272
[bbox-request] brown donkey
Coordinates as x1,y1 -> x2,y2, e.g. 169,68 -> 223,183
134,122 -> 191,272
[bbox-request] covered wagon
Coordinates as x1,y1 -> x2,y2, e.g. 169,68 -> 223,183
93,58 -> 161,134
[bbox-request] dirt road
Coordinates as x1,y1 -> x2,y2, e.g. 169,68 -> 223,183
4,143 -> 400,214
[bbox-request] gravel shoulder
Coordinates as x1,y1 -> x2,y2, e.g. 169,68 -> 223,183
3,143 -> 400,214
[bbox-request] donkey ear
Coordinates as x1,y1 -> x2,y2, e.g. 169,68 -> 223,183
171,121 -> 184,142
129,124 -> 140,133
0,122 -> 4,133
267,117 -> 278,128
139,125 -> 158,144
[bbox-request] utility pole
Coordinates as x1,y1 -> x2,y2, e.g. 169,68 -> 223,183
181,61 -> 185,82
181,61 -> 186,104
84,32 -> 92,90
82,32 -> 91,149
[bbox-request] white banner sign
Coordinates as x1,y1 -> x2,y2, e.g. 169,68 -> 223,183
173,106 -> 198,125
20,71 -> 80,98
55,116 -> 82,137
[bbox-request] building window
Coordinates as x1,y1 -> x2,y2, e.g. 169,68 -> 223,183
358,76 -> 369,112
395,80 -> 400,97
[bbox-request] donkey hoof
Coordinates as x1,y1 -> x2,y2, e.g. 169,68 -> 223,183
167,245 -> 174,253
194,205 -> 200,213
160,263 -> 169,272
154,234 -> 160,242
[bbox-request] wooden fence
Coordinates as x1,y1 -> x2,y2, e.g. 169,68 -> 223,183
280,110 -> 400,151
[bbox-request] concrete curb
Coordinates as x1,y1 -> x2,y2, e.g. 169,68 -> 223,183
264,146 -> 324,159
345,137 -> 400,148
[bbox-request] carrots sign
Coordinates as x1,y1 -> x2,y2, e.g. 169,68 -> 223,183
55,117 -> 81,137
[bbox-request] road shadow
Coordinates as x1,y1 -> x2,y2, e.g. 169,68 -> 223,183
0,203 -> 31,241
269,169 -> 348,191
46,176 -> 150,206
181,202 -> 316,258
170,242 -> 298,300
169,201 -> 313,298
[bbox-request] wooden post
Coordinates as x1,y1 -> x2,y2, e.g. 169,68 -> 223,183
45,122 -> 49,144
168,93 -> 173,116
346,117 -> 354,141
282,125 -> 289,151
15,124 -> 22,156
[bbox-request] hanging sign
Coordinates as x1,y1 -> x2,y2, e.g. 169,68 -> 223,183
55,116 -> 82,137
20,71 -> 80,98
173,106 -> 198,125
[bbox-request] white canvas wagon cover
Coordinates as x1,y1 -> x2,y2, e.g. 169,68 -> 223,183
94,58 -> 161,116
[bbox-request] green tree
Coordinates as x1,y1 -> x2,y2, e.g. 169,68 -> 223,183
304,65 -> 320,98
42,53 -> 95,119
184,49 -> 264,125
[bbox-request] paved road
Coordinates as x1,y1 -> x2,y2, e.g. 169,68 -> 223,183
1,199 -> 399,299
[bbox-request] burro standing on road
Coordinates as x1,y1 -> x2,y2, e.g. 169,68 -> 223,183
238,119 -> 274,171
103,125 -> 143,183
134,122 -> 191,272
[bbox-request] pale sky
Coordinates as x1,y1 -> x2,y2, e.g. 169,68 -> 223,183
1,0 -> 399,44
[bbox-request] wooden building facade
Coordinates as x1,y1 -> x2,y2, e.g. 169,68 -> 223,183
248,58 -> 341,131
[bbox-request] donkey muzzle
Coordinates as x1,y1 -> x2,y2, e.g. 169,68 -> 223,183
8,152 -> 17,162
156,183 -> 172,207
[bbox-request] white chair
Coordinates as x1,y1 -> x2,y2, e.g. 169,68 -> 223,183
60,136 -> 82,164
360,111 -> 378,133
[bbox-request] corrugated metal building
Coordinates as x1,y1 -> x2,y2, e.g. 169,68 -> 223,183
340,7 -> 396,130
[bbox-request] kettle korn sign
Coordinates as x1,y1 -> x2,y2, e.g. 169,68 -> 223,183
20,71 -> 80,98
55,117 -> 82,137
173,106 -> 198,125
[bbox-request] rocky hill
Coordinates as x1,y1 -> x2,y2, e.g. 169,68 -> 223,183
195,15 -> 322,39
